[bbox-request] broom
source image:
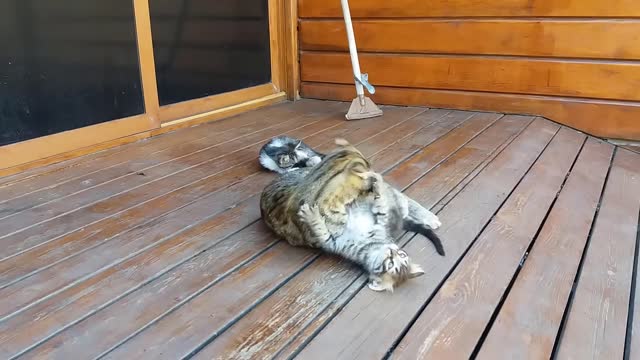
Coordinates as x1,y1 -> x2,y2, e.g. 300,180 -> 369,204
340,0 -> 383,120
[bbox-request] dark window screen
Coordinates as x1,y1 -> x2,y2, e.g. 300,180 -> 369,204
150,0 -> 272,106
0,0 -> 145,147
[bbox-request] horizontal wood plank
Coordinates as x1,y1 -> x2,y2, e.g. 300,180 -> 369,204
300,20 -> 640,60
301,52 -> 640,102
556,148 -> 640,359
299,0 -> 640,18
476,138 -> 614,359
301,82 -> 640,141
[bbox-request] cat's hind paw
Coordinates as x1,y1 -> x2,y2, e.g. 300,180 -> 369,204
425,213 -> 442,230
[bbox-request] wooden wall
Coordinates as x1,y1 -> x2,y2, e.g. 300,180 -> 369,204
298,0 -> 640,140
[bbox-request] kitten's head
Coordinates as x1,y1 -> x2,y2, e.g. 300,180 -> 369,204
368,245 -> 424,292
277,141 -> 303,168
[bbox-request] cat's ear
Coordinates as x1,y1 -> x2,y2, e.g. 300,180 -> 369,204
295,140 -> 302,149
408,263 -> 425,278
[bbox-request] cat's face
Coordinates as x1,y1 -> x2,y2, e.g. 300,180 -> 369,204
369,247 -> 424,292
277,153 -> 297,168
276,141 -> 305,168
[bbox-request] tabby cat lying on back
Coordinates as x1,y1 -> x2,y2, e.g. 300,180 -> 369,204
260,139 -> 444,292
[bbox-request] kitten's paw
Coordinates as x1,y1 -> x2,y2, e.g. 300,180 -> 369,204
368,277 -> 394,292
425,213 -> 442,229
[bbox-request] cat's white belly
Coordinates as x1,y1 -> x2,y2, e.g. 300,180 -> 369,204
335,206 -> 378,245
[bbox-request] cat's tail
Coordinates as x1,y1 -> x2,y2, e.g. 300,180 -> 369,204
404,223 -> 446,256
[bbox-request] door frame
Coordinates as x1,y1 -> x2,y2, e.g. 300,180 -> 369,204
0,0 -> 298,176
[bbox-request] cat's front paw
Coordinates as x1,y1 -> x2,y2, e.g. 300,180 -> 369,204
298,202 -> 322,223
368,275 -> 394,292
425,213 -> 442,229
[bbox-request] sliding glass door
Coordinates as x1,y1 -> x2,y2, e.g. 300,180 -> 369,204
0,0 -> 292,173
0,0 -> 145,146
150,0 -> 271,107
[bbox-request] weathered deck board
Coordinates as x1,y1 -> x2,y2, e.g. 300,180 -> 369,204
0,100 -> 636,359
476,138 -> 614,359
0,105 -> 429,358
293,119 -> 558,360
192,114 -> 533,360
0,103 -> 345,251
392,127 -> 585,359
0,106 -> 422,287
0,100 -> 308,189
0,100 -> 335,210
90,109 -> 479,359
556,148 -> 640,359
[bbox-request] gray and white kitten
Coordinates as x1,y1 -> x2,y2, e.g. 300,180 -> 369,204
258,136 -> 324,174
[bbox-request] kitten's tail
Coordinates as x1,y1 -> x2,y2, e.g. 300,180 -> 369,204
404,223 -> 446,256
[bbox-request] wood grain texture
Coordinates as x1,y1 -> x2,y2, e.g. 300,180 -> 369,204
377,112 -> 501,186
298,0 -> 640,18
0,100 -> 320,199
0,105 -> 338,258
0,101 -> 335,220
391,127 -> 584,359
0,106 -> 427,358
622,144 -> 640,154
294,119 -> 558,360
300,20 -> 640,60
133,0 -> 160,126
633,215 -> 640,360
301,83 -> 640,141
69,109 -> 478,359
193,115 -> 534,360
0,114 -> 155,172
0,93 -> 285,178
0,107 -> 345,289
476,138 -> 614,360
35,107 -> 429,359
556,148 -> 640,360
301,52 -> 640,102
158,84 -> 277,122
2,100 -> 636,357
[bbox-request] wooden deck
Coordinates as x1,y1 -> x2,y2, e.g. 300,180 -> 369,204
0,99 -> 639,359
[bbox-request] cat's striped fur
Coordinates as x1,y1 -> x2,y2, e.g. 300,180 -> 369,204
260,139 -> 444,292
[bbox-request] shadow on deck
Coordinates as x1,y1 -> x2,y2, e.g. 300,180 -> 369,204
0,99 -> 639,359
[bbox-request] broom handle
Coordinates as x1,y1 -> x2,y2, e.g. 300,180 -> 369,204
340,0 -> 364,98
